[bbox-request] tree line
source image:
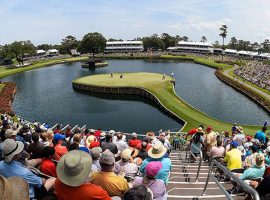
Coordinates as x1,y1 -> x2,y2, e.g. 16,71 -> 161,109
1,30 -> 270,64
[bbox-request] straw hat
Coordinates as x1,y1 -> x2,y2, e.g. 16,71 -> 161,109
57,150 -> 92,187
4,129 -> 18,139
1,139 -> 24,163
237,126 -> 243,133
130,147 -> 139,158
121,149 -> 132,161
148,141 -> 167,159
0,175 -> 29,200
196,127 -> 204,133
255,154 -> 264,167
85,135 -> 97,147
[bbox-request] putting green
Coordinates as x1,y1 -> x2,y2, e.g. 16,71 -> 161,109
73,72 -> 261,133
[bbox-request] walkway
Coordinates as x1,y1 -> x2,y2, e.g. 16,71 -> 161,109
223,66 -> 270,100
168,150 -> 243,200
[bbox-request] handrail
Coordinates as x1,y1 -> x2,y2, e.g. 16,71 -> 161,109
187,142 -> 203,182
202,159 -> 260,200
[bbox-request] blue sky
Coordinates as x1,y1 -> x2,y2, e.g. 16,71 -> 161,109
0,0 -> 270,45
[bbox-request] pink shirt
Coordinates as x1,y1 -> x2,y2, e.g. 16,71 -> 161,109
210,146 -> 225,158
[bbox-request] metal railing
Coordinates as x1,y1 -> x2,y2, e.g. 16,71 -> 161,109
187,142 -> 203,182
202,159 -> 260,200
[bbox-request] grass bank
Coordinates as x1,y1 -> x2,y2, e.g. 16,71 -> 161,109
0,56 -> 88,78
73,72 -> 261,134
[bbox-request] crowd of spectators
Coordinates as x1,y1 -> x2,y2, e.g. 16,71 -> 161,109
0,113 -> 172,200
185,122 -> 270,199
235,60 -> 270,91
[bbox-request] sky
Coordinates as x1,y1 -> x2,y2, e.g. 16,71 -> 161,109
0,0 -> 270,45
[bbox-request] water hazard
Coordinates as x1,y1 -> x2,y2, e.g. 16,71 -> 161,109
2,59 -> 270,133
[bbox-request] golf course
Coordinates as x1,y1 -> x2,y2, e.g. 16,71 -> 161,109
73,72 -> 261,133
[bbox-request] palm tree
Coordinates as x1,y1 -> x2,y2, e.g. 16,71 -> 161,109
219,25 -> 228,49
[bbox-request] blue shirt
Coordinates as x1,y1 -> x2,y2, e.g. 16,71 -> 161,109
254,131 -> 266,144
0,160 -> 42,198
240,165 -> 265,180
139,157 -> 172,185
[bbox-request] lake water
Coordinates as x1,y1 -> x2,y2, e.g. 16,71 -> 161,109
2,59 -> 270,133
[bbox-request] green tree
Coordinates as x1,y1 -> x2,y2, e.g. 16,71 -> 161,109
9,40 -> 36,65
200,36 -> 207,42
213,41 -> 221,48
175,35 -> 182,42
36,44 -> 53,51
182,36 -> 189,41
161,33 -> 177,49
219,25 -> 228,49
108,38 -> 123,41
228,37 -> 238,49
79,32 -> 106,59
59,35 -> 79,54
142,34 -> 165,51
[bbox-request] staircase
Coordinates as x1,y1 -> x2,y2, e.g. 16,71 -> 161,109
167,150 -> 236,200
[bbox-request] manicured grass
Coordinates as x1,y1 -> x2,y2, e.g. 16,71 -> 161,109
73,72 -> 261,134
0,56 -> 88,78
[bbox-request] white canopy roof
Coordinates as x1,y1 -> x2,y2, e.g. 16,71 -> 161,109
106,41 -> 143,45
36,49 -> 46,54
47,49 -> 59,53
225,49 -> 238,53
177,41 -> 213,47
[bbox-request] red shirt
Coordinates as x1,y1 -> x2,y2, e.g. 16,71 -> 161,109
128,139 -> 141,148
94,130 -> 101,138
54,144 -> 68,161
40,158 -> 57,177
55,178 -> 111,200
90,141 -> 100,149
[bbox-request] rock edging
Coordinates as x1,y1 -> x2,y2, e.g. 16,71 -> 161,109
72,82 -> 185,125
0,82 -> 17,115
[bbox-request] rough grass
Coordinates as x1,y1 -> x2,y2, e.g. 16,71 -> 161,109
74,72 -> 261,134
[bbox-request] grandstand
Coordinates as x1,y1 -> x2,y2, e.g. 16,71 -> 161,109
173,41 -> 214,54
105,41 -> 144,53
0,113 -> 267,199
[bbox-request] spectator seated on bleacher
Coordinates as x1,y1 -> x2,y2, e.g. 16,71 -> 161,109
91,147 -> 102,172
101,134 -> 118,155
123,185 -> 153,200
115,149 -> 138,178
0,139 -> 55,199
25,132 -> 45,159
128,132 -> 141,148
140,141 -> 172,185
114,133 -> 128,152
54,134 -> 67,161
0,175 -> 30,199
40,146 -> 57,177
134,161 -> 166,200
137,141 -> 149,161
223,141 -> 242,171
91,149 -> 129,197
207,137 -> 225,159
239,153 -> 265,185
55,150 -> 111,200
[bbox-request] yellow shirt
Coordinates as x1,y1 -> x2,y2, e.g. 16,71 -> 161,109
91,171 -> 129,197
224,148 -> 242,170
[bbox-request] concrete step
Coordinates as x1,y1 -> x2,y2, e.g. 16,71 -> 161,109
168,188 -> 224,196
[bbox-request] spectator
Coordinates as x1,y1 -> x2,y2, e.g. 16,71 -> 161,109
73,133 -> 89,153
91,149 -> 129,197
95,128 -> 102,139
91,147 -> 102,171
115,149 -> 138,178
55,150 -> 111,200
100,132 -> 106,143
137,141 -> 148,161
240,153 -> 265,184
114,133 -> 128,152
140,141 -> 172,185
159,132 -> 171,150
208,138 -> 225,159
133,161 -> 166,200
40,146 -> 57,177
86,135 -> 100,149
190,127 -> 204,159
233,126 -> 245,146
0,139 -> 55,199
53,124 -> 62,134
101,134 -> 118,155
26,132 -> 45,159
54,134 -> 68,160
265,146 -> 270,165
0,175 -> 30,199
123,185 -> 152,200
223,141 -> 242,170
205,126 -> 217,152
255,127 -> 267,144
128,132 -> 141,148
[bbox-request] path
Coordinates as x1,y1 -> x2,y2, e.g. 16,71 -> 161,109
168,150 -> 245,200
223,66 -> 270,100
